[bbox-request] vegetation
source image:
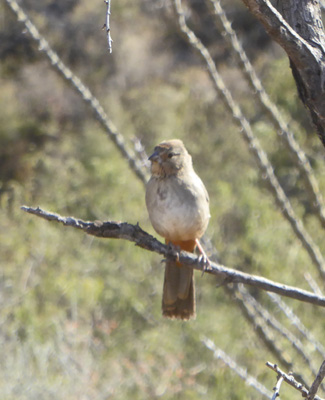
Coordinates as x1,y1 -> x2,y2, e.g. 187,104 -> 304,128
0,0 -> 324,398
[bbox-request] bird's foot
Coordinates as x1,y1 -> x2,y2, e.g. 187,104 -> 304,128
195,239 -> 211,275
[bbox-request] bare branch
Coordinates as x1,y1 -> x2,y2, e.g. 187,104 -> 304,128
209,0 -> 325,230
228,285 -> 294,371
131,137 -> 150,169
21,206 -> 325,308
271,374 -> 284,400
172,0 -> 325,278
308,361 -> 325,400
268,292 -> 325,359
239,286 -> 320,379
4,0 -> 148,185
104,0 -> 113,53
304,272 -> 324,297
241,0 -> 322,59
241,0 -> 325,145
266,362 -> 324,400
202,337 -> 273,398
229,283 -> 319,387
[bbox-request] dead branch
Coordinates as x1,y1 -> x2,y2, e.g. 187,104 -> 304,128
21,205 -> 325,309
268,292 -> 325,359
239,286 -> 320,379
241,0 -> 325,146
104,0 -> 113,53
202,337 -> 273,398
308,361 -> 325,400
266,362 -> 324,400
209,0 -> 325,230
238,285 -> 317,383
227,284 -> 294,371
304,272 -> 324,297
271,373 -> 284,400
172,0 -> 325,280
4,0 -> 148,185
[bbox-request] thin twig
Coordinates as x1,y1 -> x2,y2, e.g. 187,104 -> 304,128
268,292 -> 325,358
4,0 -> 148,185
308,361 -> 325,400
245,0 -> 325,145
172,0 -> 325,279
266,362 -> 324,400
272,374 -> 284,400
238,286 -> 320,379
229,285 -> 294,372
209,0 -> 325,229
202,337 -> 273,399
21,205 -> 325,308
131,136 -> 150,169
304,272 -> 324,297
104,0 -> 113,53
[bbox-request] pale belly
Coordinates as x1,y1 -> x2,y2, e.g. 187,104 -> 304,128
146,175 -> 210,241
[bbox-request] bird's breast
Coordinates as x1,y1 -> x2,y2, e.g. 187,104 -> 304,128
145,174 -> 210,241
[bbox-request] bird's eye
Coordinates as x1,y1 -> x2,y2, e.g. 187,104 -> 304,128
168,152 -> 180,159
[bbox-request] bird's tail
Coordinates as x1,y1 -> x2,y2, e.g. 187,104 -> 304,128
162,239 -> 196,320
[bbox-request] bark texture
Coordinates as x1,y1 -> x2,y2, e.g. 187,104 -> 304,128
242,0 -> 325,147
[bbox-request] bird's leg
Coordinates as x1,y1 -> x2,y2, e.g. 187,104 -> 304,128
195,239 -> 211,273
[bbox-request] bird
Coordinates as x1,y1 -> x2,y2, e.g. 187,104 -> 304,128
145,139 -> 210,320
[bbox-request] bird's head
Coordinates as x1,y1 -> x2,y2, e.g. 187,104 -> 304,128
148,139 -> 192,177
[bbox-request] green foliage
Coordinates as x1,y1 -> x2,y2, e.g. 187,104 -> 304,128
1,0 -> 325,399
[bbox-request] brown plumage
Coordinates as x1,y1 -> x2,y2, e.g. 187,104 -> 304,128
145,140 -> 210,320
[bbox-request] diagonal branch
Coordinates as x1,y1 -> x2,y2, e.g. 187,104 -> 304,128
308,361 -> 325,400
4,0 -> 148,185
172,0 -> 325,278
238,286 -> 320,380
21,205 -> 325,308
228,286 -> 314,388
241,0 -> 325,145
202,337 -> 273,398
268,292 -> 325,359
228,285 -> 295,371
209,0 -> 325,230
266,362 -> 325,400
241,0 -> 321,60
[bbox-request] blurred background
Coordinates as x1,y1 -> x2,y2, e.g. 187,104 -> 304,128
1,0 -> 325,398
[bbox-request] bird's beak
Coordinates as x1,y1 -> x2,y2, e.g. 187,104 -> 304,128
148,150 -> 159,162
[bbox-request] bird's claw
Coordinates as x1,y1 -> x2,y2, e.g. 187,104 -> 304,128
195,239 -> 211,276
198,254 -> 211,276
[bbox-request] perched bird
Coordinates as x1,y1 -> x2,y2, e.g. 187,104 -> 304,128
146,139 -> 210,320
